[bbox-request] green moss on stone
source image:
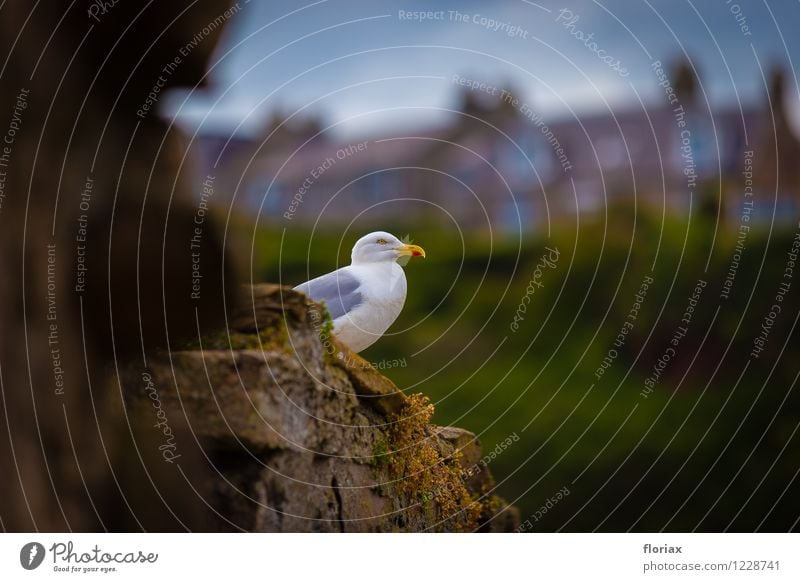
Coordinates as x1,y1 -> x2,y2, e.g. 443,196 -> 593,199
316,302 -> 338,364
386,394 -> 482,531
370,437 -> 390,468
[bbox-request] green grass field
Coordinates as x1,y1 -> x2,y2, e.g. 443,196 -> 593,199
250,206 -> 800,530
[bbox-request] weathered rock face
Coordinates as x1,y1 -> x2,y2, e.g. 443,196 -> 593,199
0,0 -> 238,531
125,284 -> 518,532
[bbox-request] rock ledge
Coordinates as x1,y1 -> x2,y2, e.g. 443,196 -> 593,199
125,284 -> 518,532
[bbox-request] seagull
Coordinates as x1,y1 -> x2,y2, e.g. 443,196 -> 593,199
294,231 -> 426,352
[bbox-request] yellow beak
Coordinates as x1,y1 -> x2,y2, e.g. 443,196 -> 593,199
397,243 -> 426,258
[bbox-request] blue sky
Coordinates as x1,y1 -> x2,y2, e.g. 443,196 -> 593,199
165,0 -> 800,139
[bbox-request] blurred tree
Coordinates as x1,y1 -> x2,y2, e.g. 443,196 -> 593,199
671,57 -> 697,105
754,66 -> 800,204
0,0 -> 238,531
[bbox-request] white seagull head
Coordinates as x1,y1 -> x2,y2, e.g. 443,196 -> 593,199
350,231 -> 426,265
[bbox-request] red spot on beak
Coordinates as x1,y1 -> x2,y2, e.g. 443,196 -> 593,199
412,250 -> 422,257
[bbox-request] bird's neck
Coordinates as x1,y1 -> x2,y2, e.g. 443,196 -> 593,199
351,259 -> 400,271
351,260 -> 405,285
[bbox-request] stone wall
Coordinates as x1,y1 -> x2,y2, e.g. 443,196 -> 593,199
124,285 -> 518,532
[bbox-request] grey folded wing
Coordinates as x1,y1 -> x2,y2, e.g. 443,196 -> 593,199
294,268 -> 363,320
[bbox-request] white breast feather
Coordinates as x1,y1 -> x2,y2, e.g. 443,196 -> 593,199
332,262 -> 407,352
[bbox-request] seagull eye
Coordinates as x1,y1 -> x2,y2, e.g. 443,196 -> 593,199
376,238 -> 387,245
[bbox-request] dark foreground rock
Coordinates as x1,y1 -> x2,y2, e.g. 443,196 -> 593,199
124,284 -> 518,532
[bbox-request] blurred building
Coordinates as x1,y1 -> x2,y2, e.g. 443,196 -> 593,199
195,60 -> 799,231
